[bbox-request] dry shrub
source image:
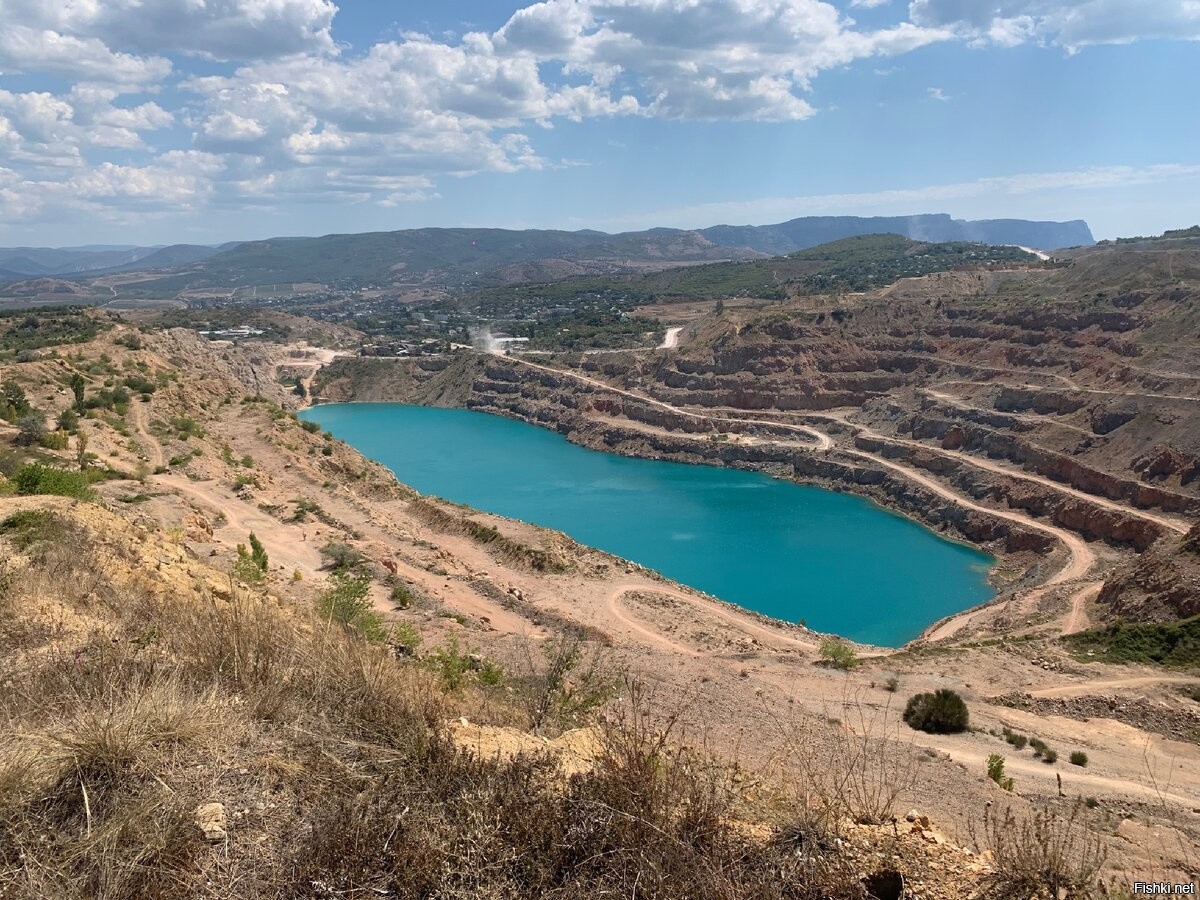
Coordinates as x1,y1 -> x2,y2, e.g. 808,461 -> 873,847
0,666 -> 229,900
283,678 -> 834,900
511,631 -> 618,733
973,800 -> 1106,899
772,687 -> 921,829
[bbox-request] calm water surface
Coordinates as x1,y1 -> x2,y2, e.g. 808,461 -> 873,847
300,403 -> 994,646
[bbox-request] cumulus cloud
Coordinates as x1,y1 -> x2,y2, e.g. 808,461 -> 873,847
0,150 -> 224,223
0,25 -> 171,86
0,0 -> 337,62
2,0 -> 1195,232
493,0 -> 950,121
908,0 -> 1200,49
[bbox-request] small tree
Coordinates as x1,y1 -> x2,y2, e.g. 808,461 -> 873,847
233,544 -> 265,585
69,373 -> 86,412
987,754 -> 1015,792
248,532 -> 268,572
902,689 -> 969,734
75,429 -> 89,471
1,380 -> 31,420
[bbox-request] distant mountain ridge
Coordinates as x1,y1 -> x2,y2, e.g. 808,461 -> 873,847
109,214 -> 1091,293
0,214 -> 1094,290
700,214 -> 1093,255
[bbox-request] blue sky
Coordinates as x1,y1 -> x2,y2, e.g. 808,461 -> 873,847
0,0 -> 1197,246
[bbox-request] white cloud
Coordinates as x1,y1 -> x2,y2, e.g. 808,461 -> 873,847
494,0 -> 951,121
0,0 -> 337,62
161,0 -> 953,215
2,0 -> 1195,233
0,150 -> 225,224
908,0 -> 1200,49
0,25 -> 171,86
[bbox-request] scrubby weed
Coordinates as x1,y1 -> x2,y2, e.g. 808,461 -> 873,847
987,754 -> 1015,792
512,631 -> 618,732
315,570 -> 388,641
774,686 -> 922,830
973,800 -> 1105,898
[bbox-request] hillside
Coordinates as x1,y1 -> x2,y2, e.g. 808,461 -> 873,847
445,235 -> 1040,321
2,306 -> 1197,895
73,214 -> 1089,297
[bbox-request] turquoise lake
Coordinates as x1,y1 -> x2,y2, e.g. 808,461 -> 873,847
300,403 -> 995,646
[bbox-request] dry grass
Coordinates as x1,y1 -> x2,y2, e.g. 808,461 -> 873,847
0,506 -> 902,899
972,800 -> 1106,899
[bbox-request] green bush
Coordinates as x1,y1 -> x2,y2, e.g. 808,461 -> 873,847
392,621 -> 422,653
902,689 -> 969,734
0,509 -> 62,549
316,572 -> 386,642
12,463 -> 98,501
1003,728 -> 1029,750
390,584 -> 415,609
38,430 -> 69,450
1065,616 -> 1200,669
1069,751 -> 1088,767
987,754 -> 1014,792
426,636 -> 474,691
1042,749 -> 1059,765
818,639 -> 859,670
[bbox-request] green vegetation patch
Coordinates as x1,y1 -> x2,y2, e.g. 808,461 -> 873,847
1064,616 -> 1200,669
788,234 -> 1036,293
0,509 -> 64,549
0,307 -> 105,356
11,463 -> 100,501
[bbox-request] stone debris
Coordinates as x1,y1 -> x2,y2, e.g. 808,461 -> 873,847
194,802 -> 227,842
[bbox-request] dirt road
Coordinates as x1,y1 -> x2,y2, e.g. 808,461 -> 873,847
657,327 -> 683,350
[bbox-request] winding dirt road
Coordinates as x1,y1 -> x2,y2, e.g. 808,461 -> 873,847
846,422 -> 1192,536
503,354 -> 833,451
606,582 -> 817,658
1030,675 -> 1200,699
501,353 -> 1101,594
1062,582 -> 1101,635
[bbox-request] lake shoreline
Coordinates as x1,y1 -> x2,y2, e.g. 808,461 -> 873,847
302,401 -> 997,647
